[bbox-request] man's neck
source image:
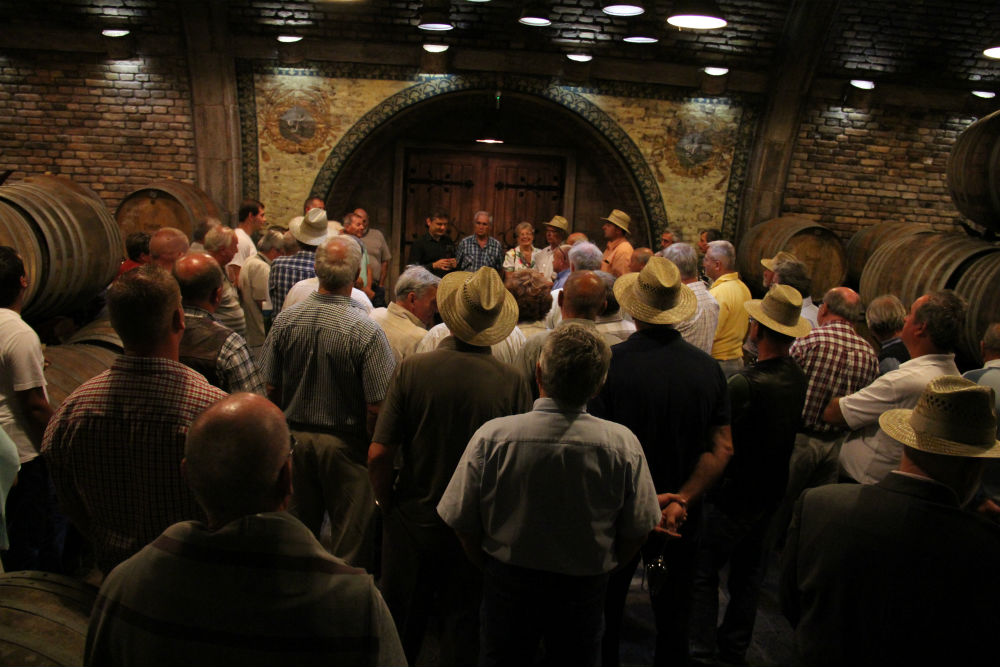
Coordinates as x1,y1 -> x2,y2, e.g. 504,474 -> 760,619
317,284 -> 353,297
681,276 -> 699,285
476,234 -> 489,245
183,300 -> 216,314
124,343 -> 180,362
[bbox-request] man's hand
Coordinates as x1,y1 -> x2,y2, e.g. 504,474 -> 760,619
432,258 -> 456,271
655,496 -> 688,539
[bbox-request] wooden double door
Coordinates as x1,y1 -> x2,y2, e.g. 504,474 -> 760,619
401,147 -> 572,259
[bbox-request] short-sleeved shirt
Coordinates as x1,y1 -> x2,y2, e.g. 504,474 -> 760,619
259,292 -> 394,439
361,228 -> 392,283
238,252 -> 272,349
533,246 -> 557,280
369,302 -> 428,362
602,237 -> 634,278
0,308 -> 49,463
590,326 -> 730,494
675,280 -> 720,355
456,235 -> 504,274
437,397 -> 660,576
708,272 -> 752,361
268,249 -> 317,315
229,227 -> 256,269
838,353 -> 960,484
416,322 -> 527,366
503,246 -> 542,273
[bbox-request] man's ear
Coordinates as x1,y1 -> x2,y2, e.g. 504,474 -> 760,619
173,306 -> 185,333
180,457 -> 188,481
276,457 -> 293,510
212,286 -> 223,308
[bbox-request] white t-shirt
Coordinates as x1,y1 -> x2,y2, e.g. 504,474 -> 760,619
229,227 -> 257,269
282,277 -> 373,314
0,308 -> 49,463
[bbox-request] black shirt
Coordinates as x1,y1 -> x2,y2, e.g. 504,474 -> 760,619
408,233 -> 455,278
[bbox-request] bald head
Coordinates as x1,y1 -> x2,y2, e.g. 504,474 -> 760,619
173,252 -> 224,308
821,286 -> 863,324
567,232 -> 589,246
149,227 -> 190,270
184,394 -> 291,528
628,247 -> 654,274
560,270 -> 606,321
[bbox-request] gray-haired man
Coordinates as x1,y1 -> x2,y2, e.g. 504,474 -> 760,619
369,265 -> 440,362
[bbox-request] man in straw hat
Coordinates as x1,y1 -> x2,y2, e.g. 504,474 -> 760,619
438,323 -> 661,667
781,376 -> 1000,666
267,206 -> 330,315
690,285 -> 810,665
600,209 -> 634,278
534,214 -> 571,281
591,256 -> 733,667
369,266 -> 531,665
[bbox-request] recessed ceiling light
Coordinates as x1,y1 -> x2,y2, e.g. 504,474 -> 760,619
518,6 -> 551,27
984,46 -> 1000,59
850,79 -> 875,90
566,53 -> 593,63
101,29 -> 130,38
423,43 -> 450,53
703,67 -> 729,76
602,2 -> 644,17
277,34 -> 303,43
667,14 -> 727,29
973,90 -> 996,99
418,10 -> 454,31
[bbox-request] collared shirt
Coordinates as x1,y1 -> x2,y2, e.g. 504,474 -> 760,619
595,311 -> 636,344
260,292 -> 394,438
674,280 -> 719,355
86,512 -> 406,667
552,268 -> 570,291
456,235 -> 504,274
0,308 -> 49,463
41,355 -> 228,573
503,246 -> 542,273
416,322 -> 527,366
181,306 -> 264,395
839,353 -> 960,484
409,233 -> 455,278
214,275 -> 245,337
708,272 -> 752,361
268,248 -> 317,315
602,237 -> 634,278
800,296 -> 819,328
514,319 -> 616,400
361,227 -> 392,283
437,397 -> 660,576
790,321 -> 878,434
370,301 -> 428,362
238,252 -> 272,349
533,246 -> 557,281
282,277 -> 373,314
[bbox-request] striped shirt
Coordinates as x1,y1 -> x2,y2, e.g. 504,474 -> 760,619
674,280 -> 719,355
790,320 -> 878,434
268,249 -> 317,315
41,356 -> 227,573
259,292 -> 395,438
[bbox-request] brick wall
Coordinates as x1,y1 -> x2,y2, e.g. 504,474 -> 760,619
782,101 -> 974,239
0,49 -> 197,211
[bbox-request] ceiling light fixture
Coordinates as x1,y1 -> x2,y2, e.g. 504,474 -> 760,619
973,90 -> 996,99
518,5 -> 551,27
423,43 -> 450,53
984,46 -> 1000,59
418,10 -> 454,31
624,33 -> 658,44
476,90 -> 505,144
850,79 -> 875,90
101,28 -> 130,38
623,19 -> 659,44
566,52 -> 593,62
703,66 -> 729,76
602,2 -> 644,17
667,0 -> 727,30
277,34 -> 303,43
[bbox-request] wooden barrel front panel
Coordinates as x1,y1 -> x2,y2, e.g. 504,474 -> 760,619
115,180 -> 220,244
955,252 -> 1000,367
845,221 -> 934,286
736,215 -> 846,300
947,108 -> 1000,232
43,344 -> 119,409
0,571 -> 97,667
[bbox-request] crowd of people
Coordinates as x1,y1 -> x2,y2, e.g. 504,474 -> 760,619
1,199 -> 999,667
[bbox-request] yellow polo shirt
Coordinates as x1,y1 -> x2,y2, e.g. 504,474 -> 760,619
708,272 -> 751,361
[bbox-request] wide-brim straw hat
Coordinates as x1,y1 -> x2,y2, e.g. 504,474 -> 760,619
760,250 -> 799,273
601,209 -> 631,234
744,284 -> 812,338
290,208 -> 330,246
437,267 -> 519,347
879,376 -> 1000,458
546,215 -> 570,234
614,256 -> 697,325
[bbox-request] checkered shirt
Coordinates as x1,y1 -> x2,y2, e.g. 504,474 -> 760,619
268,249 -> 317,315
259,292 -> 395,438
183,307 -> 264,395
790,320 -> 878,433
456,235 -> 504,273
41,356 -> 228,573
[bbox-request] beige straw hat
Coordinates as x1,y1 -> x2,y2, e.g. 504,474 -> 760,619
744,284 -> 812,338
613,256 -> 697,325
437,267 -> 519,346
546,215 -> 570,234
290,208 -> 330,246
601,209 -> 631,234
760,250 -> 799,273
879,376 -> 1000,458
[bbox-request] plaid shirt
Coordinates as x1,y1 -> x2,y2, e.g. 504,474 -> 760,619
41,356 -> 228,573
268,249 -> 317,315
183,306 -> 264,395
790,321 -> 878,433
455,235 -> 504,273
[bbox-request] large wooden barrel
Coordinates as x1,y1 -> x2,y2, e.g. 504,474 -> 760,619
736,215 -> 846,300
0,175 -> 122,321
115,180 -> 220,243
859,233 -> 999,307
0,571 -> 97,666
845,221 -> 934,286
43,343 -> 119,408
955,252 -> 1000,367
947,108 -> 1000,233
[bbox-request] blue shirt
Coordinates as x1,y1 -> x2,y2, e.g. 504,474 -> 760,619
455,235 -> 504,274
268,249 -> 317,315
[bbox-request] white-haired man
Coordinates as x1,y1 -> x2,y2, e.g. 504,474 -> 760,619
704,239 -> 751,377
369,265 -> 440,362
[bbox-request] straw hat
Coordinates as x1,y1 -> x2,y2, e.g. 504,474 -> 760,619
601,209 -> 631,235
545,215 -> 570,234
437,267 -> 519,346
290,208 -> 330,246
613,256 -> 697,325
744,284 -> 812,338
879,376 -> 1000,458
760,250 -> 799,273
